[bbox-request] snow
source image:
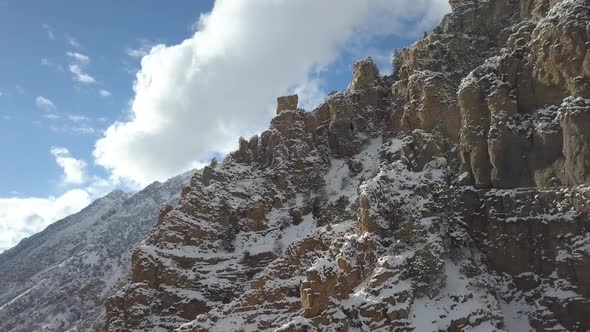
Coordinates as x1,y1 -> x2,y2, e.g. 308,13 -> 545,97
307,257 -> 334,281
280,213 -> 316,250
0,279 -> 46,312
82,251 -> 100,265
408,261 -> 502,331
498,299 -> 535,332
555,249 -> 572,262
504,210 -> 579,223
235,211 -> 317,257
325,136 -> 383,200
542,287 -> 582,300
0,171 -> 192,332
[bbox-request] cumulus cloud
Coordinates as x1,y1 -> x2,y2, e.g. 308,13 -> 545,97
94,0 -> 450,186
0,147 -> 119,251
0,189 -> 91,252
36,96 -> 56,111
99,89 -> 112,97
0,170 -> 122,251
50,146 -> 87,185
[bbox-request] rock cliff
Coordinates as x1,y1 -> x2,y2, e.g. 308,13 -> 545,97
105,0 -> 590,331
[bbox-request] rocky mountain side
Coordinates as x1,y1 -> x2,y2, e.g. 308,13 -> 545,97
0,171 -> 192,332
105,0 -> 589,331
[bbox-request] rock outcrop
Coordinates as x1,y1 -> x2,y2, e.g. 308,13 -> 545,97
458,0 -> 590,189
104,0 -> 590,331
104,60 -> 391,331
276,94 -> 299,114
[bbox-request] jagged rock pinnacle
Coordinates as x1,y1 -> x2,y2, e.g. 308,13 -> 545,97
276,94 -> 299,114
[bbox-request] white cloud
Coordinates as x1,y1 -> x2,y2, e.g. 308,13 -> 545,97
41,58 -> 64,71
0,151 -> 120,251
0,189 -> 91,252
43,113 -> 60,120
292,78 -> 327,112
65,34 -> 81,48
66,51 -> 90,64
94,0 -> 449,186
126,47 -> 149,58
50,146 -> 87,185
44,115 -> 102,135
71,126 -> 97,135
0,161 -> 121,251
125,39 -> 156,58
36,96 -> 56,111
48,124 -> 98,135
69,64 -> 96,84
66,50 -> 96,84
42,24 -> 55,40
67,114 -> 89,122
99,89 -> 112,97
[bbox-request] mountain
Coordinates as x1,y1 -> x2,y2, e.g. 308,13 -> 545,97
0,171 -> 193,332
104,0 -> 590,331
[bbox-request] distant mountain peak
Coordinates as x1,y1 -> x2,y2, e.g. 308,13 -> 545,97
0,171 -> 194,332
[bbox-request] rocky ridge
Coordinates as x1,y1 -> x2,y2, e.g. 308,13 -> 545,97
105,0 -> 590,331
0,171 -> 192,332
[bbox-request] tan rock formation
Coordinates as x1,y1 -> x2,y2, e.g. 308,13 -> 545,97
276,94 -> 298,114
458,0 -> 590,189
348,57 -> 381,92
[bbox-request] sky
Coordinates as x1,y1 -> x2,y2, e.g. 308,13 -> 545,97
0,0 -> 451,251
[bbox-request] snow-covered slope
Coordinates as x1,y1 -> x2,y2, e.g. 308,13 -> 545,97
0,171 -> 193,332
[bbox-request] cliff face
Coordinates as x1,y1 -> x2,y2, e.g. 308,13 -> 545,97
105,0 -> 590,331
457,0 -> 590,189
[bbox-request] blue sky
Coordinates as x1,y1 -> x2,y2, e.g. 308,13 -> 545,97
0,0 -> 450,251
0,1 -> 216,196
